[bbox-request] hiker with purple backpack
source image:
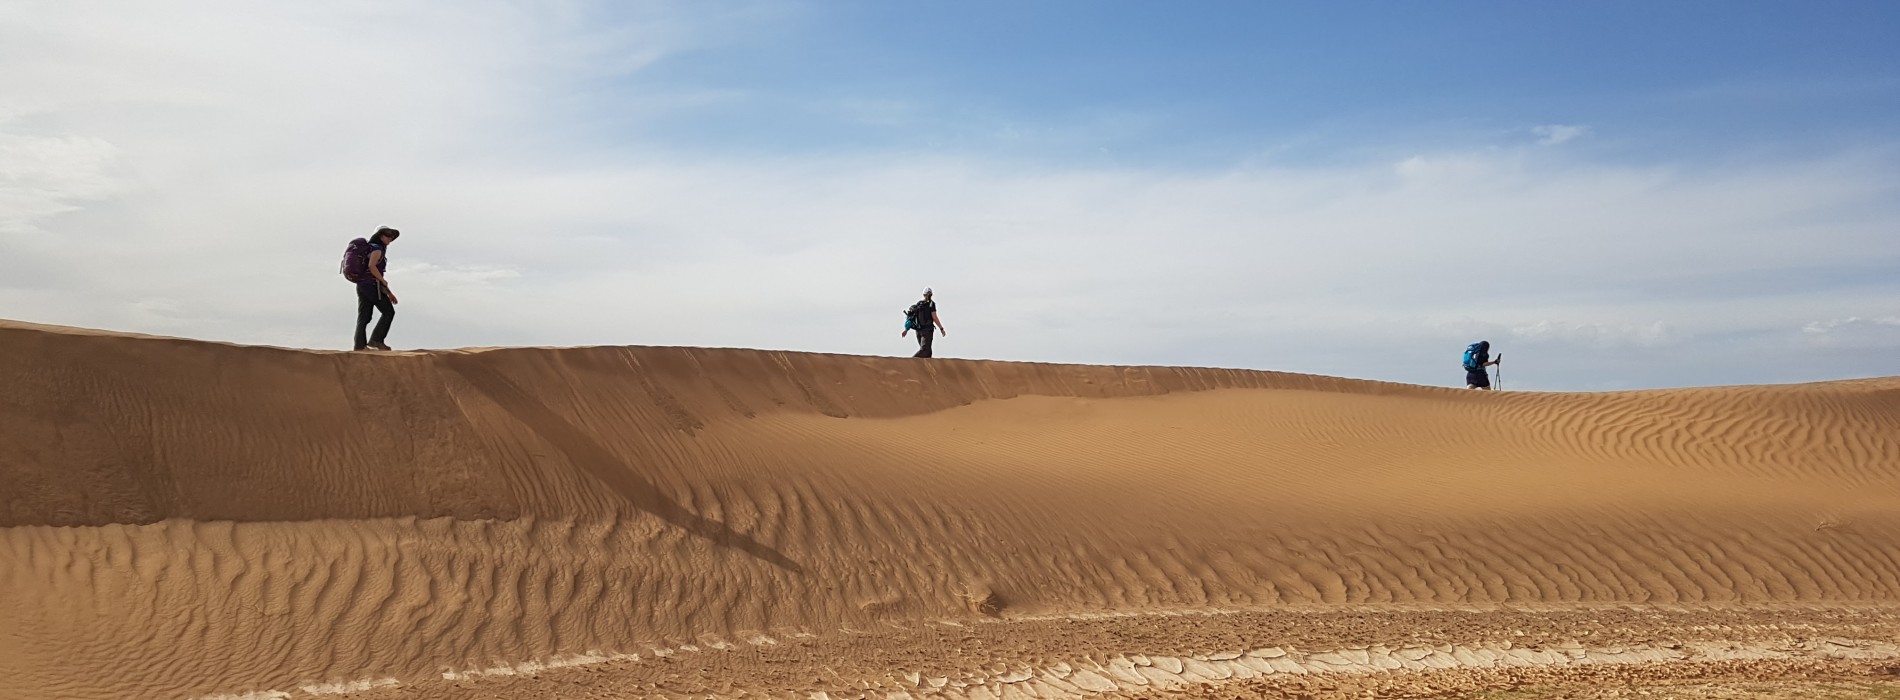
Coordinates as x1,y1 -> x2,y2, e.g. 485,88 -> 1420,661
340,227 -> 400,351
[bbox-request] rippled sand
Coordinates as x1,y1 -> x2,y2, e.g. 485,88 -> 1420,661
2,319 -> 1897,699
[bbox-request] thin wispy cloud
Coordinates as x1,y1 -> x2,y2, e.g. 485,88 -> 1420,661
1672,77 -> 1900,104
1532,124 -> 1590,146
1508,320 -> 1679,348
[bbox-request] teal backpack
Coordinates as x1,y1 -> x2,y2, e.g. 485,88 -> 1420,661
1462,341 -> 1489,371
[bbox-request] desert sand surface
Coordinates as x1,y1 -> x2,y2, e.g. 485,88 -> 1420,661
2,318 -> 1899,699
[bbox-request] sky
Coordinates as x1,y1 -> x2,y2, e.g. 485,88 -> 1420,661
1,1 -> 1897,391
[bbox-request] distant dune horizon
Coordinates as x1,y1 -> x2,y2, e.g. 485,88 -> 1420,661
1,317 -> 1885,393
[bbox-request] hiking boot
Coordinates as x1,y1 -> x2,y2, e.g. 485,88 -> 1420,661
366,342 -> 392,351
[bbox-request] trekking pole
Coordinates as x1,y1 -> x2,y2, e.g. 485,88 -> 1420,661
1495,353 -> 1503,391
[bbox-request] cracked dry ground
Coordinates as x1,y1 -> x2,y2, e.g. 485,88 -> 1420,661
326,606 -> 1900,700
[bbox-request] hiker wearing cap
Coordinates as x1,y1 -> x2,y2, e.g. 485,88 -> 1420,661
340,226 -> 401,351
901,288 -> 946,358
1462,340 -> 1500,389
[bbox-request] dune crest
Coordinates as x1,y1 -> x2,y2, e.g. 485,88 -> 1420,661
2,320 -> 1898,699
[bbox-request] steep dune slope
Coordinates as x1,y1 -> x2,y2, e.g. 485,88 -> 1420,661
1,320 -> 1897,699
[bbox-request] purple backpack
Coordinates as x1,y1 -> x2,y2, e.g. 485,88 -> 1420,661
340,238 -> 373,283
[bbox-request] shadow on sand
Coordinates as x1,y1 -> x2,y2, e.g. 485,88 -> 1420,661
444,355 -> 804,574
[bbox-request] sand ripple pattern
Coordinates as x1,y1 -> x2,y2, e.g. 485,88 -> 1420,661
1,321 -> 1898,698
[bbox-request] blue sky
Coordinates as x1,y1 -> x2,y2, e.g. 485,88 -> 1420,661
1,1 -> 1896,390
601,2 -> 1900,162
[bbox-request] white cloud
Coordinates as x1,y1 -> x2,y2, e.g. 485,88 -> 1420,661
1804,315 -> 1900,333
0,131 -> 120,232
0,3 -> 1895,390
1507,320 -> 1681,348
1532,124 -> 1590,146
1800,315 -> 1900,351
392,263 -> 522,287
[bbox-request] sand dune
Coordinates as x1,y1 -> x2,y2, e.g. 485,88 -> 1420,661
1,319 -> 1898,699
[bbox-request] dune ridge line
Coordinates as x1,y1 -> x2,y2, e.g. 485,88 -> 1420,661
1,319 -> 1898,698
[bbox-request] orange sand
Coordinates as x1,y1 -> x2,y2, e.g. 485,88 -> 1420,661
1,319 -> 1897,699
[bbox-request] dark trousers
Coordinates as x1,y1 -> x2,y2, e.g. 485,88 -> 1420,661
355,283 -> 394,349
913,329 -> 934,358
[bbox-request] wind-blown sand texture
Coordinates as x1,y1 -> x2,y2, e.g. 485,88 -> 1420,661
2,319 -> 1898,699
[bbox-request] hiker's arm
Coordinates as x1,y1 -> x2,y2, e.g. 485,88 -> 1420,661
932,311 -> 945,334
367,250 -> 387,285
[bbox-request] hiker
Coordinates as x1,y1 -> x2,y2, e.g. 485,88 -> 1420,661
900,288 -> 946,358
342,227 -> 401,351
1462,340 -> 1500,389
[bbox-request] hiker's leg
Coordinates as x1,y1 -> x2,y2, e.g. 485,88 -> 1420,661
913,330 -> 933,358
354,286 -> 375,349
369,288 -> 395,345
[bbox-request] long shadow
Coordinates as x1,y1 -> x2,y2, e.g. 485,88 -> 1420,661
443,356 -> 804,573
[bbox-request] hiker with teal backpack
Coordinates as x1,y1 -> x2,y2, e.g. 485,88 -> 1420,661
340,227 -> 401,351
900,288 -> 946,358
1463,340 -> 1501,390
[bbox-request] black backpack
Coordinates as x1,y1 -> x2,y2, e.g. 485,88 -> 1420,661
904,301 -> 931,331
